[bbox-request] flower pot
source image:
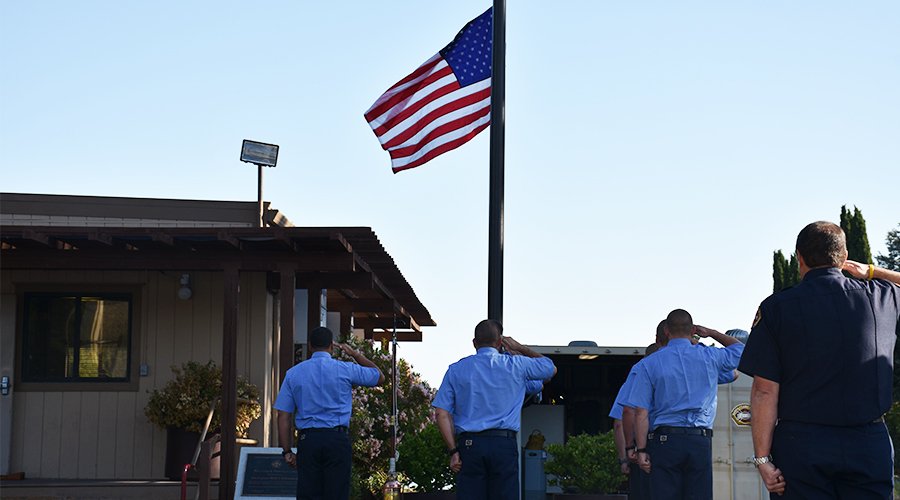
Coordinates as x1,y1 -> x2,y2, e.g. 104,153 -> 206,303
164,427 -> 220,481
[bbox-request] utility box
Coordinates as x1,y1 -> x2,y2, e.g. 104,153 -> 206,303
522,449 -> 547,500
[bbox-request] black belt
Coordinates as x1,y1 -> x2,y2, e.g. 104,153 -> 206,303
300,426 -> 348,434
650,426 -> 713,438
458,429 -> 517,438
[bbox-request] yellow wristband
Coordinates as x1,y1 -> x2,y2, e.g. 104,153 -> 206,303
867,264 -> 875,281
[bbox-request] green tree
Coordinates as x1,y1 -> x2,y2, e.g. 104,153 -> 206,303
876,225 -> 900,271
773,251 -> 785,293
787,254 -> 800,288
772,250 -> 800,292
871,223 -> 900,473
396,422 -> 455,492
840,205 -> 873,264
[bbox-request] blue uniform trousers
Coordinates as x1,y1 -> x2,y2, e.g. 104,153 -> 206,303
457,433 -> 519,500
296,429 -> 351,500
647,432 -> 712,500
772,420 -> 893,499
629,462 -> 652,500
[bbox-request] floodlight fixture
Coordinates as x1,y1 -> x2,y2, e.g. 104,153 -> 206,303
240,139 -> 279,167
240,139 -> 280,227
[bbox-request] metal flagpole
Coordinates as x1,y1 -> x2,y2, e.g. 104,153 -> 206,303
488,0 -> 506,323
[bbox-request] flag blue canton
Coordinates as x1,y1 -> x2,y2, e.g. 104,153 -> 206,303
439,8 -> 492,87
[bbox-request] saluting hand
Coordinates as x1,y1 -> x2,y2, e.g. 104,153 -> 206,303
842,260 -> 869,280
693,325 -> 714,338
758,462 -> 786,495
501,336 -> 522,352
335,343 -> 356,357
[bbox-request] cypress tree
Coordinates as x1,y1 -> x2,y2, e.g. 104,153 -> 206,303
787,253 -> 800,286
840,205 -> 873,264
773,250 -> 786,293
772,250 -> 800,292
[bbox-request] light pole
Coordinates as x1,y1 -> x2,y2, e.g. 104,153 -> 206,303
240,139 -> 279,227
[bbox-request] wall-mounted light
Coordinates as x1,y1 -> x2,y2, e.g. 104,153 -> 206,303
177,274 -> 192,300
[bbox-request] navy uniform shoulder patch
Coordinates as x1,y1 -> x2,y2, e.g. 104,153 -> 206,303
752,307 -> 762,328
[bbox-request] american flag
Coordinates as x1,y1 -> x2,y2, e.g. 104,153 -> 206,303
365,8 -> 492,173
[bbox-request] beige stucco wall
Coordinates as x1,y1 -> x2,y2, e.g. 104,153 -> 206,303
0,269 -> 276,479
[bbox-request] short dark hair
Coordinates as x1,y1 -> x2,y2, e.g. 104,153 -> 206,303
666,309 -> 693,337
645,343 -> 660,356
796,221 -> 847,268
309,327 -> 334,348
474,319 -> 502,347
655,320 -> 667,346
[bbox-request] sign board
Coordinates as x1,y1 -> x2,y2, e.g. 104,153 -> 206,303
235,447 -> 296,499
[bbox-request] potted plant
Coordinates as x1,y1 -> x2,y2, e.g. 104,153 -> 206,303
145,360 -> 262,480
397,422 -> 455,498
544,431 -> 627,499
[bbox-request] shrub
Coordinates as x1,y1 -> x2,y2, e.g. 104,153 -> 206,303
397,420 -> 455,492
544,431 -> 622,494
144,360 -> 261,437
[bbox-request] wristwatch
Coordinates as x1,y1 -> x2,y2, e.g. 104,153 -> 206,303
752,455 -> 773,467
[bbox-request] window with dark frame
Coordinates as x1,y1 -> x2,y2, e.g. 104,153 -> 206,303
22,293 -> 132,383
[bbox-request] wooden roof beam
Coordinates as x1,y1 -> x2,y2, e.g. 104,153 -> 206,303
365,330 -> 423,342
22,229 -> 50,247
217,230 -> 241,249
354,316 -> 415,331
294,272 -> 374,290
328,297 -> 395,313
88,232 -> 113,246
151,232 -> 174,246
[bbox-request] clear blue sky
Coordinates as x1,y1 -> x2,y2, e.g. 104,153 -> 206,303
2,1 -> 898,386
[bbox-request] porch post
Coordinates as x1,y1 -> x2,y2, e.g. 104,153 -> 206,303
278,266 -> 296,383
221,265 -> 239,500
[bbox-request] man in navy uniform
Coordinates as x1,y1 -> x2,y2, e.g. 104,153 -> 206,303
275,327 -> 384,500
433,319 -> 557,500
739,221 -> 900,498
627,309 -> 744,500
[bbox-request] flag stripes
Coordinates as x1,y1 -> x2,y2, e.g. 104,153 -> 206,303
365,9 -> 493,173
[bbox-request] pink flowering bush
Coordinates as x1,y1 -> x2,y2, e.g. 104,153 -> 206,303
340,337 -> 435,497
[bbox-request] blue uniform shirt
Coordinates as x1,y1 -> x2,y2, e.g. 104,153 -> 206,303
609,369 -> 637,420
274,351 -> 381,429
626,338 -> 743,429
432,347 -> 556,433
739,267 -> 900,426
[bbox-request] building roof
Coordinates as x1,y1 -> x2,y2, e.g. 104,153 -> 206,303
0,193 -> 435,333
